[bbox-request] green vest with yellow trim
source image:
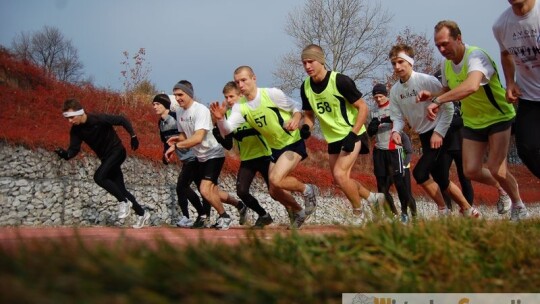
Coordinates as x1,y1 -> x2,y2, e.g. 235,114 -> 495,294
303,71 -> 366,143
227,109 -> 271,161
444,46 -> 515,129
239,89 -> 301,150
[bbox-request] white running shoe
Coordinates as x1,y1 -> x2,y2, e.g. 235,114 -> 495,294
496,193 -> 512,214
510,206 -> 529,222
176,215 -> 194,228
132,211 -> 150,229
367,193 -> 385,210
438,207 -> 450,217
118,201 -> 132,219
303,184 -> 319,216
461,207 -> 482,219
215,216 -> 232,230
350,212 -> 366,226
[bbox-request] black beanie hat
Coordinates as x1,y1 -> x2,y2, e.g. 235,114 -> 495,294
153,94 -> 171,109
372,83 -> 388,96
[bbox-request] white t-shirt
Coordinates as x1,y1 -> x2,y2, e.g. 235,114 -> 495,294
175,101 -> 224,162
441,45 -> 495,87
493,0 -> 540,100
217,87 -> 301,134
390,71 -> 453,136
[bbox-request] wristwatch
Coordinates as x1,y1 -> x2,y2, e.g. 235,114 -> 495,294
431,97 -> 442,106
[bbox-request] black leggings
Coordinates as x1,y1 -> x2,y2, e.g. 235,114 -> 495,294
236,157 -> 270,216
93,148 -> 144,216
443,149 -> 474,208
515,99 -> 540,179
413,130 -> 452,191
176,161 -> 204,218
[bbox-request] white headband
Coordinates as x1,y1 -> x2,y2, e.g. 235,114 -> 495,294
63,109 -> 85,118
397,52 -> 415,66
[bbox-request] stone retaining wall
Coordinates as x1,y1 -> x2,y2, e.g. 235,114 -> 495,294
0,143 -> 355,227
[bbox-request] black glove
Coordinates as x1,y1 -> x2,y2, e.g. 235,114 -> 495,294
54,148 -> 69,160
300,124 -> 311,140
131,135 -> 139,151
380,116 -> 392,123
162,154 -> 169,165
341,131 -> 358,152
367,118 -> 380,136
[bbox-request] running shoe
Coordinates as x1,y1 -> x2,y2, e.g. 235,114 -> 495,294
191,215 -> 210,229
303,184 -> 319,216
132,211 -> 150,229
496,193 -> 512,214
176,215 -> 194,228
289,209 -> 307,229
215,215 -> 232,231
253,213 -> 273,229
238,202 -> 248,225
367,192 -> 385,210
438,207 -> 450,217
350,212 -> 366,226
461,207 -> 482,219
400,214 -> 409,224
117,201 -> 132,219
510,207 -> 529,222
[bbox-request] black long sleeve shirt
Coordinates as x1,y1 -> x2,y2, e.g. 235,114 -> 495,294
67,113 -> 135,160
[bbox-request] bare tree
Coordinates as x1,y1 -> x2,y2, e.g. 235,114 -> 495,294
11,25 -> 84,83
273,0 -> 393,95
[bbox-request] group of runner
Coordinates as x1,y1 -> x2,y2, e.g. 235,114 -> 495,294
56,1 -> 538,229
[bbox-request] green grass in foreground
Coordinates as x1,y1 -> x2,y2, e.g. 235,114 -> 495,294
1,219 -> 539,304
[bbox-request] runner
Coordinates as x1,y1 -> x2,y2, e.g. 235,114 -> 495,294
55,98 -> 150,228
423,20 -> 528,221
212,81 -> 274,228
493,0 -> 540,179
300,44 -> 385,225
152,93 -> 205,227
388,43 -> 481,218
367,83 -> 416,223
165,80 -> 246,230
211,66 -> 316,229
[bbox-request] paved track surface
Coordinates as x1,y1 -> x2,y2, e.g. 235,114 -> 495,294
0,225 -> 347,250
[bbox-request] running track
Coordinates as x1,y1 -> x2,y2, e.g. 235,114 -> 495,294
0,225 -> 346,250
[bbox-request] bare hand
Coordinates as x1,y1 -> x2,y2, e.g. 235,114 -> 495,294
505,82 -> 521,104
426,103 -> 440,121
416,90 -> 432,103
166,135 -> 180,147
210,102 -> 226,120
430,132 -> 443,149
164,145 -> 176,162
391,131 -> 402,145
284,112 -> 301,131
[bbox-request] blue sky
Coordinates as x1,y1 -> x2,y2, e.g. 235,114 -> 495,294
1,0 -> 509,104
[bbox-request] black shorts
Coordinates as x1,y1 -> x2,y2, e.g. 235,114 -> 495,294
327,132 -> 370,155
462,118 -> 514,142
373,148 -> 404,177
196,157 -> 225,185
270,139 -> 308,163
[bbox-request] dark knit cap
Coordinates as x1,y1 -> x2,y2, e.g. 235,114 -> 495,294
153,94 -> 171,109
372,83 -> 388,96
